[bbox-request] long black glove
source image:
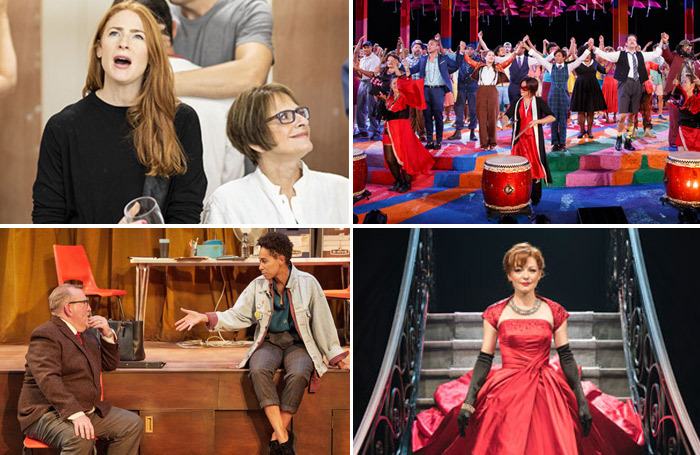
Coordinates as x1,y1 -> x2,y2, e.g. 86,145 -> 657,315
557,343 -> 593,436
458,351 -> 494,437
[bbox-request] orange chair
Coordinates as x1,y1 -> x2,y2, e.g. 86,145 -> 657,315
53,245 -> 127,312
323,286 -> 350,343
23,373 -> 103,454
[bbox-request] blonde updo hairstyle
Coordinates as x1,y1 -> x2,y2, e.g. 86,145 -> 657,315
502,242 -> 546,279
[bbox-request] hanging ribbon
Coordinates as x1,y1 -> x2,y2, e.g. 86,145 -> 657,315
393,0 -> 398,14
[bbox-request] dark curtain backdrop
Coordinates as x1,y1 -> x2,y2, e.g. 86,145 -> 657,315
353,228 -> 410,434
433,229 -> 610,313
639,229 -> 700,432
0,228 -> 345,343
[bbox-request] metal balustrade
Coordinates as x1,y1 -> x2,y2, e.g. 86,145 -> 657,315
354,228 -> 435,455
609,228 -> 700,455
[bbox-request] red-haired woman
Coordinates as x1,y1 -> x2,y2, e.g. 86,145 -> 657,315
412,243 -> 646,455
33,1 -> 206,223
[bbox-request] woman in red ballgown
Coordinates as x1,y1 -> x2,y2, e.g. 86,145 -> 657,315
380,53 -> 435,193
412,242 -> 645,455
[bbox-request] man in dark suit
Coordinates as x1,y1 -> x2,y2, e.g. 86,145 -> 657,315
407,38 -> 462,150
18,284 -> 143,454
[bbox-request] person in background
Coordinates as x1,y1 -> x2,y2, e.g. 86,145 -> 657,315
406,37 -> 462,151
0,0 -> 17,97
448,42 -> 480,142
168,0 -> 273,100
353,37 -> 382,139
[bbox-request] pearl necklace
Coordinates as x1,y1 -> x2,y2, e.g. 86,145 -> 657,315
508,297 -> 541,315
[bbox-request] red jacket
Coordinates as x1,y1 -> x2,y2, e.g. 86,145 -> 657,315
662,45 -> 700,95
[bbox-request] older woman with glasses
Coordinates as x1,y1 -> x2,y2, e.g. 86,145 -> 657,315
202,83 -> 349,224
504,77 -> 556,205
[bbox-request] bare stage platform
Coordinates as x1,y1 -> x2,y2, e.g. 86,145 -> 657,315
0,342 -> 350,455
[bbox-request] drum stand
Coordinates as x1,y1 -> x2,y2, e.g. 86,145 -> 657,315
660,196 -> 700,223
485,204 -> 532,222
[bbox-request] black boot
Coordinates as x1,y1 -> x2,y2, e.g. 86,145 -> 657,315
448,129 -> 462,140
398,170 -> 412,193
269,440 -> 282,455
389,181 -> 401,191
280,432 -> 296,455
531,179 -> 543,206
615,135 -> 623,151
470,130 -> 477,141
624,137 -> 636,151
425,142 -> 435,150
434,142 -> 442,150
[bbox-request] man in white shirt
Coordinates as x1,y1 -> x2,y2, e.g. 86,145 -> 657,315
595,33 -> 665,151
353,40 -> 382,139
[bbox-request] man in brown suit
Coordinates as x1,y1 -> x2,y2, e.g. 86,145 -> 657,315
17,284 -> 143,454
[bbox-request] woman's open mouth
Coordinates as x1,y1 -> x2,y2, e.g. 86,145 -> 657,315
114,55 -> 132,69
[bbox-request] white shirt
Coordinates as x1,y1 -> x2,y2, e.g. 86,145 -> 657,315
202,161 -> 350,224
359,53 -> 381,81
529,48 -> 589,75
594,47 -> 662,79
169,56 -> 245,199
479,66 -> 499,85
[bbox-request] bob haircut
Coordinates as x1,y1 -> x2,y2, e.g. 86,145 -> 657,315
226,83 -> 301,166
84,1 -> 185,178
502,242 -> 546,278
521,77 -> 539,97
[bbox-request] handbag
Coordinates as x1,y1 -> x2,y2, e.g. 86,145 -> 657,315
108,298 -> 145,361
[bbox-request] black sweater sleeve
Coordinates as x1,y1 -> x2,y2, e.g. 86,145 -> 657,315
165,103 -> 207,224
32,114 -> 71,223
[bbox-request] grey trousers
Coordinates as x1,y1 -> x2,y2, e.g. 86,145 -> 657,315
25,407 -> 143,455
248,331 -> 314,414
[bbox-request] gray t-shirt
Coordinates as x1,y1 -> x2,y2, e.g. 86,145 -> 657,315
170,0 -> 274,68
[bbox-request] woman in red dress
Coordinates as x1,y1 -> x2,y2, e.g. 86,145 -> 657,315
380,53 -> 435,193
504,77 -> 555,205
412,243 -> 645,455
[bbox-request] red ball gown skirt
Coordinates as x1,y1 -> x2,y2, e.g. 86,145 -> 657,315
412,319 -> 645,455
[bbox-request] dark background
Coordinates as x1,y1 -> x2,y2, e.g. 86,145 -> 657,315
358,1 -> 699,51
354,228 -> 700,437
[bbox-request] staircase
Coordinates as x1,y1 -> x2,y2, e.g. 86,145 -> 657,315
417,312 -> 628,411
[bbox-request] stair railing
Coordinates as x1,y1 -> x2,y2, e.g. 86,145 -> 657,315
353,228 -> 435,455
609,228 -> 699,455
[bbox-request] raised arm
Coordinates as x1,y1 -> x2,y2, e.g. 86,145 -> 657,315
640,34 -> 665,61
528,47 -> 552,72
594,46 -> 620,63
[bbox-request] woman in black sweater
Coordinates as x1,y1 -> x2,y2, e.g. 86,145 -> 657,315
32,1 -> 206,223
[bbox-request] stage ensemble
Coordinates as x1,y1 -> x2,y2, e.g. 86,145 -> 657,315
353,0 -> 700,224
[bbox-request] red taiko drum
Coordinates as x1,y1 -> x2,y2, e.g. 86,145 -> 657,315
664,151 -> 700,208
482,155 -> 532,213
353,150 -> 368,197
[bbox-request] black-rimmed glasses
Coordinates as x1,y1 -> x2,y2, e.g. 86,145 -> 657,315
68,299 -> 90,307
267,107 -> 310,124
